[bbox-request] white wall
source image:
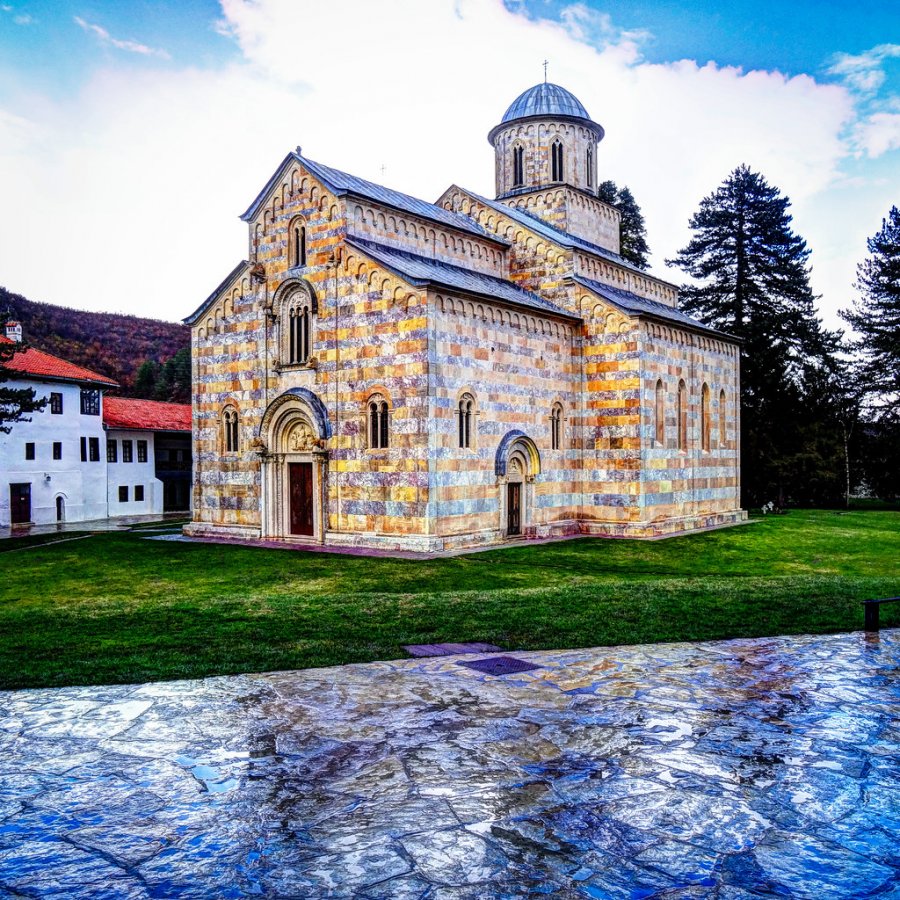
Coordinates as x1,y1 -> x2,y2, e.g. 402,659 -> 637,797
105,429 -> 164,517
0,379 -> 108,526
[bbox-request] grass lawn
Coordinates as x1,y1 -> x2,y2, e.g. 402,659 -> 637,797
1,509 -> 898,690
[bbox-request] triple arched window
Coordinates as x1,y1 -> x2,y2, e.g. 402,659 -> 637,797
283,288 -> 314,366
289,217 -> 307,268
512,145 -> 524,187
550,403 -> 563,450
223,406 -> 239,453
458,393 -> 475,449
551,139 -> 564,182
368,395 -> 389,449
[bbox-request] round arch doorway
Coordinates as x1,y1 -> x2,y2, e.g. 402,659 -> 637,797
258,390 -> 331,542
495,430 -> 541,539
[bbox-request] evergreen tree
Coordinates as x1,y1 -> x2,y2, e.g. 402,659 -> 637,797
596,179 -> 651,270
667,165 -> 842,507
153,348 -> 191,403
0,317 -> 48,432
134,359 -> 159,399
840,206 -> 900,417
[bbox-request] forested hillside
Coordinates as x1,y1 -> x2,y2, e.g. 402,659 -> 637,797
1,286 -> 191,402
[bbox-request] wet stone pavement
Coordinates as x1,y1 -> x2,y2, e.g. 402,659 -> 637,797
1,631 -> 899,899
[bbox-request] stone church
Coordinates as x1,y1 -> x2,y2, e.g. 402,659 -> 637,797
185,81 -> 744,551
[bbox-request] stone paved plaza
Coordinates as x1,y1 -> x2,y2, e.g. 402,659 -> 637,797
1,630 -> 899,898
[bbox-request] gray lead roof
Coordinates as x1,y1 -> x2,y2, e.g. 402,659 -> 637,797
240,152 -> 499,243
501,82 -> 592,123
346,237 -> 578,320
575,275 -> 735,339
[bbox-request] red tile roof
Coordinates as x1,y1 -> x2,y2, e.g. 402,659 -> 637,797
103,396 -> 192,432
0,336 -> 119,387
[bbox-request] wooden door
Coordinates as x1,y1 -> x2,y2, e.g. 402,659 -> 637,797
289,462 -> 314,536
507,482 -> 521,536
10,483 -> 31,525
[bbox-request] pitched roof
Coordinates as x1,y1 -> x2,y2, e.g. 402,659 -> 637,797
574,276 -> 736,339
345,236 -> 578,320
240,151 -> 502,243
0,337 -> 119,387
183,258 -> 250,325
103,396 -> 192,432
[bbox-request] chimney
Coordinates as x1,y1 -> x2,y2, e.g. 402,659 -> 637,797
5,321 -> 22,343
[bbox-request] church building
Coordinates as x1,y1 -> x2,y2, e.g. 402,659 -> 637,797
185,82 -> 745,552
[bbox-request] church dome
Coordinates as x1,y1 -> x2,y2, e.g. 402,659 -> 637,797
501,82 -> 591,123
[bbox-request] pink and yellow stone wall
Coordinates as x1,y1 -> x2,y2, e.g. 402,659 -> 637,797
186,156 -> 744,552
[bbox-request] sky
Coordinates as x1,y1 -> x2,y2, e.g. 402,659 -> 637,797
0,0 -> 898,330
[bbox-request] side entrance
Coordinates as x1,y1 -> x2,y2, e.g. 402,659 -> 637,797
10,483 -> 31,525
289,462 -> 314,536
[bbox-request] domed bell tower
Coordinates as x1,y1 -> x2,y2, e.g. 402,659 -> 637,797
488,82 -> 620,254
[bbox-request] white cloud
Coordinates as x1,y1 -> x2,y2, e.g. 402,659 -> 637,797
73,16 -> 171,59
0,0 -> 896,331
828,43 -> 900,95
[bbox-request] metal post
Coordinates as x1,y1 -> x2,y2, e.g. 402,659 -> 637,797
864,602 -> 879,632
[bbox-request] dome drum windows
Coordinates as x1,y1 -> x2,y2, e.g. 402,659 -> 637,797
586,145 -> 594,188
551,139 -> 564,183
512,144 -> 525,187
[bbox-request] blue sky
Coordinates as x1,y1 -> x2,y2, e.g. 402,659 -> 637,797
0,0 -> 898,325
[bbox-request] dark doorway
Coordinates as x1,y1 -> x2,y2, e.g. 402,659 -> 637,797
507,482 -> 521,536
10,483 -> 31,525
289,462 -> 314,536
56,496 -> 65,522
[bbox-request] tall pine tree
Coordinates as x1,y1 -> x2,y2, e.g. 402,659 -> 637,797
667,165 -> 842,507
596,180 -> 651,270
840,206 -> 900,417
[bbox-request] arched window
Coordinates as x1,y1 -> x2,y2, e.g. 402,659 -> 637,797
512,145 -> 524,187
701,383 -> 711,452
655,379 -> 665,446
551,139 -> 564,182
368,395 -> 389,449
586,145 -> 593,188
290,217 -> 307,268
458,393 -> 475,449
550,403 -> 563,450
223,406 -> 239,453
719,389 -> 727,447
677,380 -> 688,451
284,288 -> 314,366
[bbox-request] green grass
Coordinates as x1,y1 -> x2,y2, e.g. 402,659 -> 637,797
1,509 -> 898,690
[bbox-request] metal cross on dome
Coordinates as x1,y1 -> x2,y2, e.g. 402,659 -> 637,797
543,59 -> 549,82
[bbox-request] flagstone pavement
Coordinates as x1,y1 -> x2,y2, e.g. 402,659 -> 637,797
1,630 -> 898,899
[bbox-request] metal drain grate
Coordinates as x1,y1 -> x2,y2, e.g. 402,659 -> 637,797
458,656 -> 541,676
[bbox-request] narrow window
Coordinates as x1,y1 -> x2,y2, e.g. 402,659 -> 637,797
107,439 -> 118,463
119,485 -> 129,503
719,390 -> 727,447
677,380 -> 688,451
551,139 -> 564,182
50,392 -> 63,414
80,436 -> 87,461
586,145 -> 594,188
512,145 -> 524,187
122,439 -> 134,463
655,380 -> 665,445
137,440 -> 148,463
300,226 -> 307,266
80,389 -> 100,416
24,442 -> 35,460
551,404 -> 563,450
135,485 -> 145,502
223,409 -> 239,453
701,383 -> 711,452
368,397 -> 389,449
291,219 -> 307,268
89,437 -> 100,462
293,225 -> 301,267
53,442 -> 62,460
458,394 -> 475,449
